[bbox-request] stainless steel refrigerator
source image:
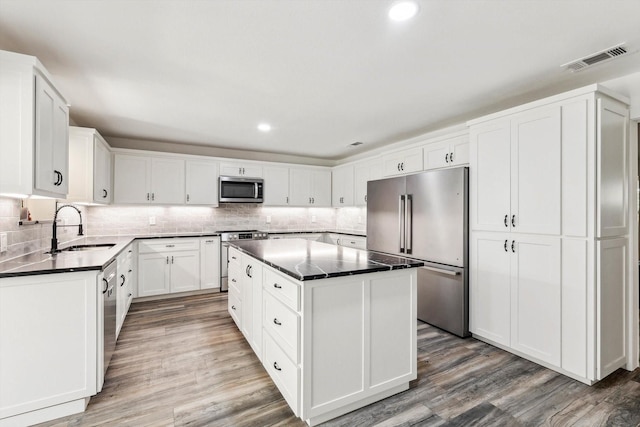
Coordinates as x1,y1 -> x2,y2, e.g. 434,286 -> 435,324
367,167 -> 469,337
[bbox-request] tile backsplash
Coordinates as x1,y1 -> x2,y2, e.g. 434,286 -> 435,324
0,196 -> 366,262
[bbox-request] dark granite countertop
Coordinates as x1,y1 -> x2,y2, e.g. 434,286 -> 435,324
0,233 -> 221,278
265,229 -> 366,237
230,238 -> 422,281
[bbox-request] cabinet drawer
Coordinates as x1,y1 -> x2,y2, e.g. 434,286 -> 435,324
228,247 -> 242,267
264,268 -> 300,311
264,292 -> 300,363
228,263 -> 242,294
138,238 -> 200,253
264,333 -> 299,415
228,289 -> 242,329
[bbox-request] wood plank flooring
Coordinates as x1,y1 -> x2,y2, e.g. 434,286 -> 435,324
36,292 -> 640,427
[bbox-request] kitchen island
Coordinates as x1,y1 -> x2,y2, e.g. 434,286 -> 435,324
228,238 -> 423,426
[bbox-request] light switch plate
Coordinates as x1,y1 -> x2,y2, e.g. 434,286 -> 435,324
0,232 -> 7,253
149,216 -> 156,225
311,215 -> 317,223
266,215 -> 271,223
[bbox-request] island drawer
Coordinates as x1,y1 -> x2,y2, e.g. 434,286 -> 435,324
264,268 -> 300,311
264,292 -> 300,363
228,263 -> 242,294
264,333 -> 299,416
138,238 -> 199,253
228,289 -> 241,329
228,247 -> 242,267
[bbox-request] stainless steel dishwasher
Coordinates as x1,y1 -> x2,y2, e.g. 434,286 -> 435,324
102,260 -> 117,379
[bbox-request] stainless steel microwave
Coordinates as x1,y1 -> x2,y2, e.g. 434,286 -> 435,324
219,176 -> 263,203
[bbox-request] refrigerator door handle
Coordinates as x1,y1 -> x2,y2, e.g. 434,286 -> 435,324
399,194 -> 405,253
406,194 -> 412,254
421,265 -> 461,276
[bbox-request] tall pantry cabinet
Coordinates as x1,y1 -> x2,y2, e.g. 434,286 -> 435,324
469,85 -> 632,384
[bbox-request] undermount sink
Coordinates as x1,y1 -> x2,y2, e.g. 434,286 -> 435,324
61,243 -> 116,252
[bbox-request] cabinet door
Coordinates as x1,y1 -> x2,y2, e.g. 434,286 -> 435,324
34,73 -> 69,196
289,169 -> 312,206
170,251 -> 200,293
332,166 -> 354,207
423,140 -> 450,170
450,136 -> 470,166
383,147 -> 423,177
354,162 -> 371,206
241,257 -> 254,345
200,238 -> 220,289
220,162 -> 263,178
470,120 -> 511,232
138,253 -> 170,297
66,128 -> 92,203
470,232 -> 511,346
93,137 -> 112,203
151,158 -> 185,204
185,160 -> 218,205
311,170 -> 332,206
114,154 -> 151,204
510,235 -> 561,365
116,268 -> 127,338
263,166 -> 290,206
510,107 -> 561,235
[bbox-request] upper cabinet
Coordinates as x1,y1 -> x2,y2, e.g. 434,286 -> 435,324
66,127 -> 112,204
289,167 -> 331,207
114,154 -> 185,204
423,134 -> 469,170
354,157 -> 382,206
220,161 -> 263,178
263,165 -> 290,206
331,165 -> 354,207
0,50 -> 69,198
382,147 -> 423,177
185,160 -> 218,206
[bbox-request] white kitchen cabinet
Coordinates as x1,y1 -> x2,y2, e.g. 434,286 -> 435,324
185,160 -> 218,205
325,233 -> 367,249
137,239 -> 200,297
241,254 -> 263,360
228,248 -> 242,329
200,237 -> 220,289
113,154 -> 185,204
116,244 -> 134,338
0,271 -> 98,425
288,168 -> 331,206
263,165 -> 290,206
423,134 -> 469,170
0,50 -> 69,198
469,85 -> 632,385
331,165 -> 354,206
382,147 -> 423,177
270,233 -> 323,242
354,157 -> 382,206
220,161 -> 263,178
470,106 -> 561,235
66,127 -> 112,204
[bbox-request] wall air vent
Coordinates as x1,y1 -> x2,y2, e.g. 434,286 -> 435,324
562,43 -> 629,72
349,141 -> 364,147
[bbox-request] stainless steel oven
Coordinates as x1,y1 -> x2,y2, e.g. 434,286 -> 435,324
219,230 -> 268,291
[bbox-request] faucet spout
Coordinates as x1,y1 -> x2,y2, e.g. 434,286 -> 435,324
50,204 -> 84,254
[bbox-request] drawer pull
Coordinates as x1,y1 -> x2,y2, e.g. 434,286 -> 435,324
205,240 -> 214,243
273,318 -> 282,326
232,278 -> 237,283
273,283 -> 282,289
231,305 -> 236,310
273,362 -> 282,371
166,244 -> 175,248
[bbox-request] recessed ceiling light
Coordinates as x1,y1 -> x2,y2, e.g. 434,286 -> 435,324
257,123 -> 271,132
388,1 -> 419,22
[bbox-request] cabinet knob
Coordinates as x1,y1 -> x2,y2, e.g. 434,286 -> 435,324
273,318 -> 282,326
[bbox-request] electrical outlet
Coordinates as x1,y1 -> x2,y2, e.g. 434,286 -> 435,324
311,215 -> 317,223
266,215 -> 272,224
149,216 -> 156,226
0,233 -> 7,254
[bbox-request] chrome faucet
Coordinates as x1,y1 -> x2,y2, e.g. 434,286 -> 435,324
50,204 -> 84,253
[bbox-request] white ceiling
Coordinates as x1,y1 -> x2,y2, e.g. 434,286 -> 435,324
1,0 -> 639,162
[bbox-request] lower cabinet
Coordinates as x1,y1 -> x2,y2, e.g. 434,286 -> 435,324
0,271 -> 98,425
116,243 -> 135,338
138,238 -> 200,297
229,253 -> 417,425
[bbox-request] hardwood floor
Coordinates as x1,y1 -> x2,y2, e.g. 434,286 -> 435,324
36,293 -> 640,427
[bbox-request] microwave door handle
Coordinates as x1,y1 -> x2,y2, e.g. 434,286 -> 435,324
254,182 -> 258,199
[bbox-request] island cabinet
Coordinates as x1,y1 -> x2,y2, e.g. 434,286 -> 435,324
116,243 -> 135,339
228,239 -> 418,426
0,271 -> 98,426
469,84 -> 633,384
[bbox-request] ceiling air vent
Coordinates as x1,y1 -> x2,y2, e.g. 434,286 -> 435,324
349,141 -> 364,147
562,43 -> 629,72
